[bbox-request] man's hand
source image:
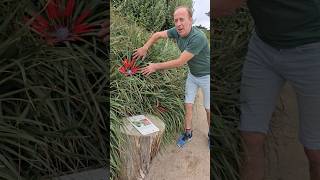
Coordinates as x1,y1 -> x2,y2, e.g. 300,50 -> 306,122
132,31 -> 167,60
97,20 -> 109,43
132,47 -> 148,60
141,63 -> 158,76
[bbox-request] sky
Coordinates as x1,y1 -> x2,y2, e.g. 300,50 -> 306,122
192,0 -> 210,29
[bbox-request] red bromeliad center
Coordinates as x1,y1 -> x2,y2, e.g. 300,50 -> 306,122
127,69 -> 133,75
55,26 -> 70,41
118,58 -> 139,76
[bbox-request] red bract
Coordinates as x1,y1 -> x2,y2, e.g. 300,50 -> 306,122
25,0 -> 95,45
118,58 -> 140,76
155,100 -> 167,113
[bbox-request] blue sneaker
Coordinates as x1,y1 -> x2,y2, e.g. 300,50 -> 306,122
177,131 -> 192,148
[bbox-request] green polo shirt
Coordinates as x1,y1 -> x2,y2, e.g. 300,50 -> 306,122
247,0 -> 320,48
167,26 -> 210,77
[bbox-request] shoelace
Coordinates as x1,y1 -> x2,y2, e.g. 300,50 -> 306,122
182,132 -> 191,141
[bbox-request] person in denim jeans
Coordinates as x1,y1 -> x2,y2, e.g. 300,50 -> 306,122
133,6 -> 210,148
214,0 -> 320,179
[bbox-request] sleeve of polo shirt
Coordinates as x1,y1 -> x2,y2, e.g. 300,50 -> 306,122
185,35 -> 206,55
167,27 -> 179,38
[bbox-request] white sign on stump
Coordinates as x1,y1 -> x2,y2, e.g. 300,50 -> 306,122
127,115 -> 159,135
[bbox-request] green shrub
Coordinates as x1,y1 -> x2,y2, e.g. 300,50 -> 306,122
111,0 -> 193,31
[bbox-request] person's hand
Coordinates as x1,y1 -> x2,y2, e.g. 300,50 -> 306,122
141,63 -> 158,76
132,47 -> 148,60
97,20 -> 109,43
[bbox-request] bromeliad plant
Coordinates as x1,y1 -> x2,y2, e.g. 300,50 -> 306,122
118,57 -> 140,76
25,0 -> 102,45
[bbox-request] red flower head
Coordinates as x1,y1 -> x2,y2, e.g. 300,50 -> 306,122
25,0 -> 95,45
118,58 -> 140,76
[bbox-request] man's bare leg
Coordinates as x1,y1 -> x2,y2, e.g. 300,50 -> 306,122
184,103 -> 193,130
305,148 -> 320,180
240,131 -> 266,180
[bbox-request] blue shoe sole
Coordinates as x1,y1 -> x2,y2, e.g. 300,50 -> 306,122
176,137 -> 192,148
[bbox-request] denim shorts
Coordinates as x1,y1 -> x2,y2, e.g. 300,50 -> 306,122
239,31 -> 320,149
185,72 -> 210,109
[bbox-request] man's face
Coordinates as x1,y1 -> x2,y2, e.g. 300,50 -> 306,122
173,8 -> 192,37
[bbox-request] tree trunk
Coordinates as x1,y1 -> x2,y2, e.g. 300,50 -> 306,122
119,114 -> 165,180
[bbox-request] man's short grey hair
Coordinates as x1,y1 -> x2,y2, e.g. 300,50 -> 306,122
174,6 -> 193,18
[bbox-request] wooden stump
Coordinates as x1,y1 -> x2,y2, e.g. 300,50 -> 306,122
119,114 -> 165,180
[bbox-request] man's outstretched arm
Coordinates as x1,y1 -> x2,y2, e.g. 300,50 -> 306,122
141,51 -> 194,76
132,31 -> 168,60
213,0 -> 247,18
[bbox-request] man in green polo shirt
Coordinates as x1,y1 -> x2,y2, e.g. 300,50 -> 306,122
133,6 -> 210,148
214,0 -> 320,180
